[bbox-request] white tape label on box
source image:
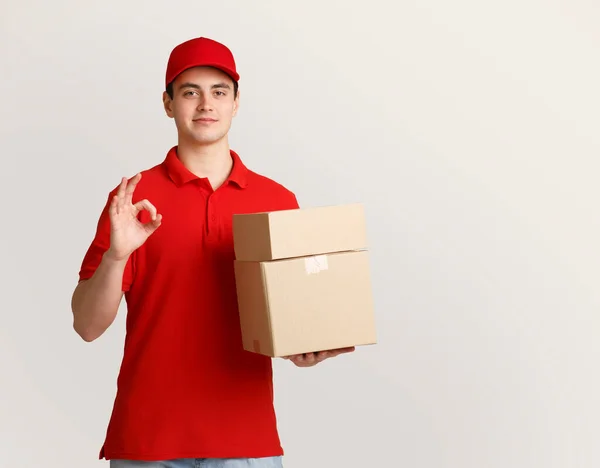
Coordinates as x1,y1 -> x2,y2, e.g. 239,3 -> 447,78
304,255 -> 329,275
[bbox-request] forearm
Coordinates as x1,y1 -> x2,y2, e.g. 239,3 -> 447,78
71,252 -> 128,342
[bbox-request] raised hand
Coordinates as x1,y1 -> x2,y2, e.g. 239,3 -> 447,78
105,173 -> 162,262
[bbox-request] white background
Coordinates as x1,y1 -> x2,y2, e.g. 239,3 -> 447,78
1,1 -> 599,467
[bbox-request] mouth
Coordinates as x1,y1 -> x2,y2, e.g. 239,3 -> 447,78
193,117 -> 218,123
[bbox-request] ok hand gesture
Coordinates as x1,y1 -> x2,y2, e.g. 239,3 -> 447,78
105,173 -> 162,262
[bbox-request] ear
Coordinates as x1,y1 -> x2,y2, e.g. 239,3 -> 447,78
163,91 -> 174,118
232,90 -> 240,117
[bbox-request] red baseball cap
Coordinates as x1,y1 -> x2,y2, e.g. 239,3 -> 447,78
165,37 -> 239,88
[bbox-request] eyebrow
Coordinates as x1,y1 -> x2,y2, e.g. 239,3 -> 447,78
178,82 -> 232,91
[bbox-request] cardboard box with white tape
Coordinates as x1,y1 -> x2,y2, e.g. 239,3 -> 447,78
232,203 -> 377,357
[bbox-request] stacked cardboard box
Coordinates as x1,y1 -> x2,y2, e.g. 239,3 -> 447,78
232,203 -> 377,357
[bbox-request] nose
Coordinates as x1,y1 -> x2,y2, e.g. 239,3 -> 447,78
196,91 -> 214,112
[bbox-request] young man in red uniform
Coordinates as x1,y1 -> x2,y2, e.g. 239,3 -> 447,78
71,37 -> 353,467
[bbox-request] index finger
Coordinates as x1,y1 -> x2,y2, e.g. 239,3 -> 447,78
124,173 -> 142,203
328,347 -> 355,358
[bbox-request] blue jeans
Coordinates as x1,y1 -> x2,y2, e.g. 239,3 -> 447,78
109,457 -> 283,468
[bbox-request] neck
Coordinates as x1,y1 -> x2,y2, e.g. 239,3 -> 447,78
176,137 -> 233,189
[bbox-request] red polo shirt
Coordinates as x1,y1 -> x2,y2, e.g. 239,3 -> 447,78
78,146 -> 299,461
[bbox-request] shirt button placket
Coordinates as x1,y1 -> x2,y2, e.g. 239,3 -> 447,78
206,193 -> 217,236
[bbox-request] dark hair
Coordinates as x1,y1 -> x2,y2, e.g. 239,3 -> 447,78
165,79 -> 238,100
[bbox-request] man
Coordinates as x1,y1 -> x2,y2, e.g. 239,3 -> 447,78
71,37 -> 354,468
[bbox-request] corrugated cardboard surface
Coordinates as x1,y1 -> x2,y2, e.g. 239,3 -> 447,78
232,203 -> 367,262
234,250 -> 377,357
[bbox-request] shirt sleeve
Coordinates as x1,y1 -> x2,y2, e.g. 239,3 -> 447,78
286,190 -> 300,210
78,191 -> 134,292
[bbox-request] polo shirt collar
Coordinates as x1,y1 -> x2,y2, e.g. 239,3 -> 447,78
163,146 -> 249,188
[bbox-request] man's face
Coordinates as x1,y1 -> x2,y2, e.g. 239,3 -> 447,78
163,66 -> 239,146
